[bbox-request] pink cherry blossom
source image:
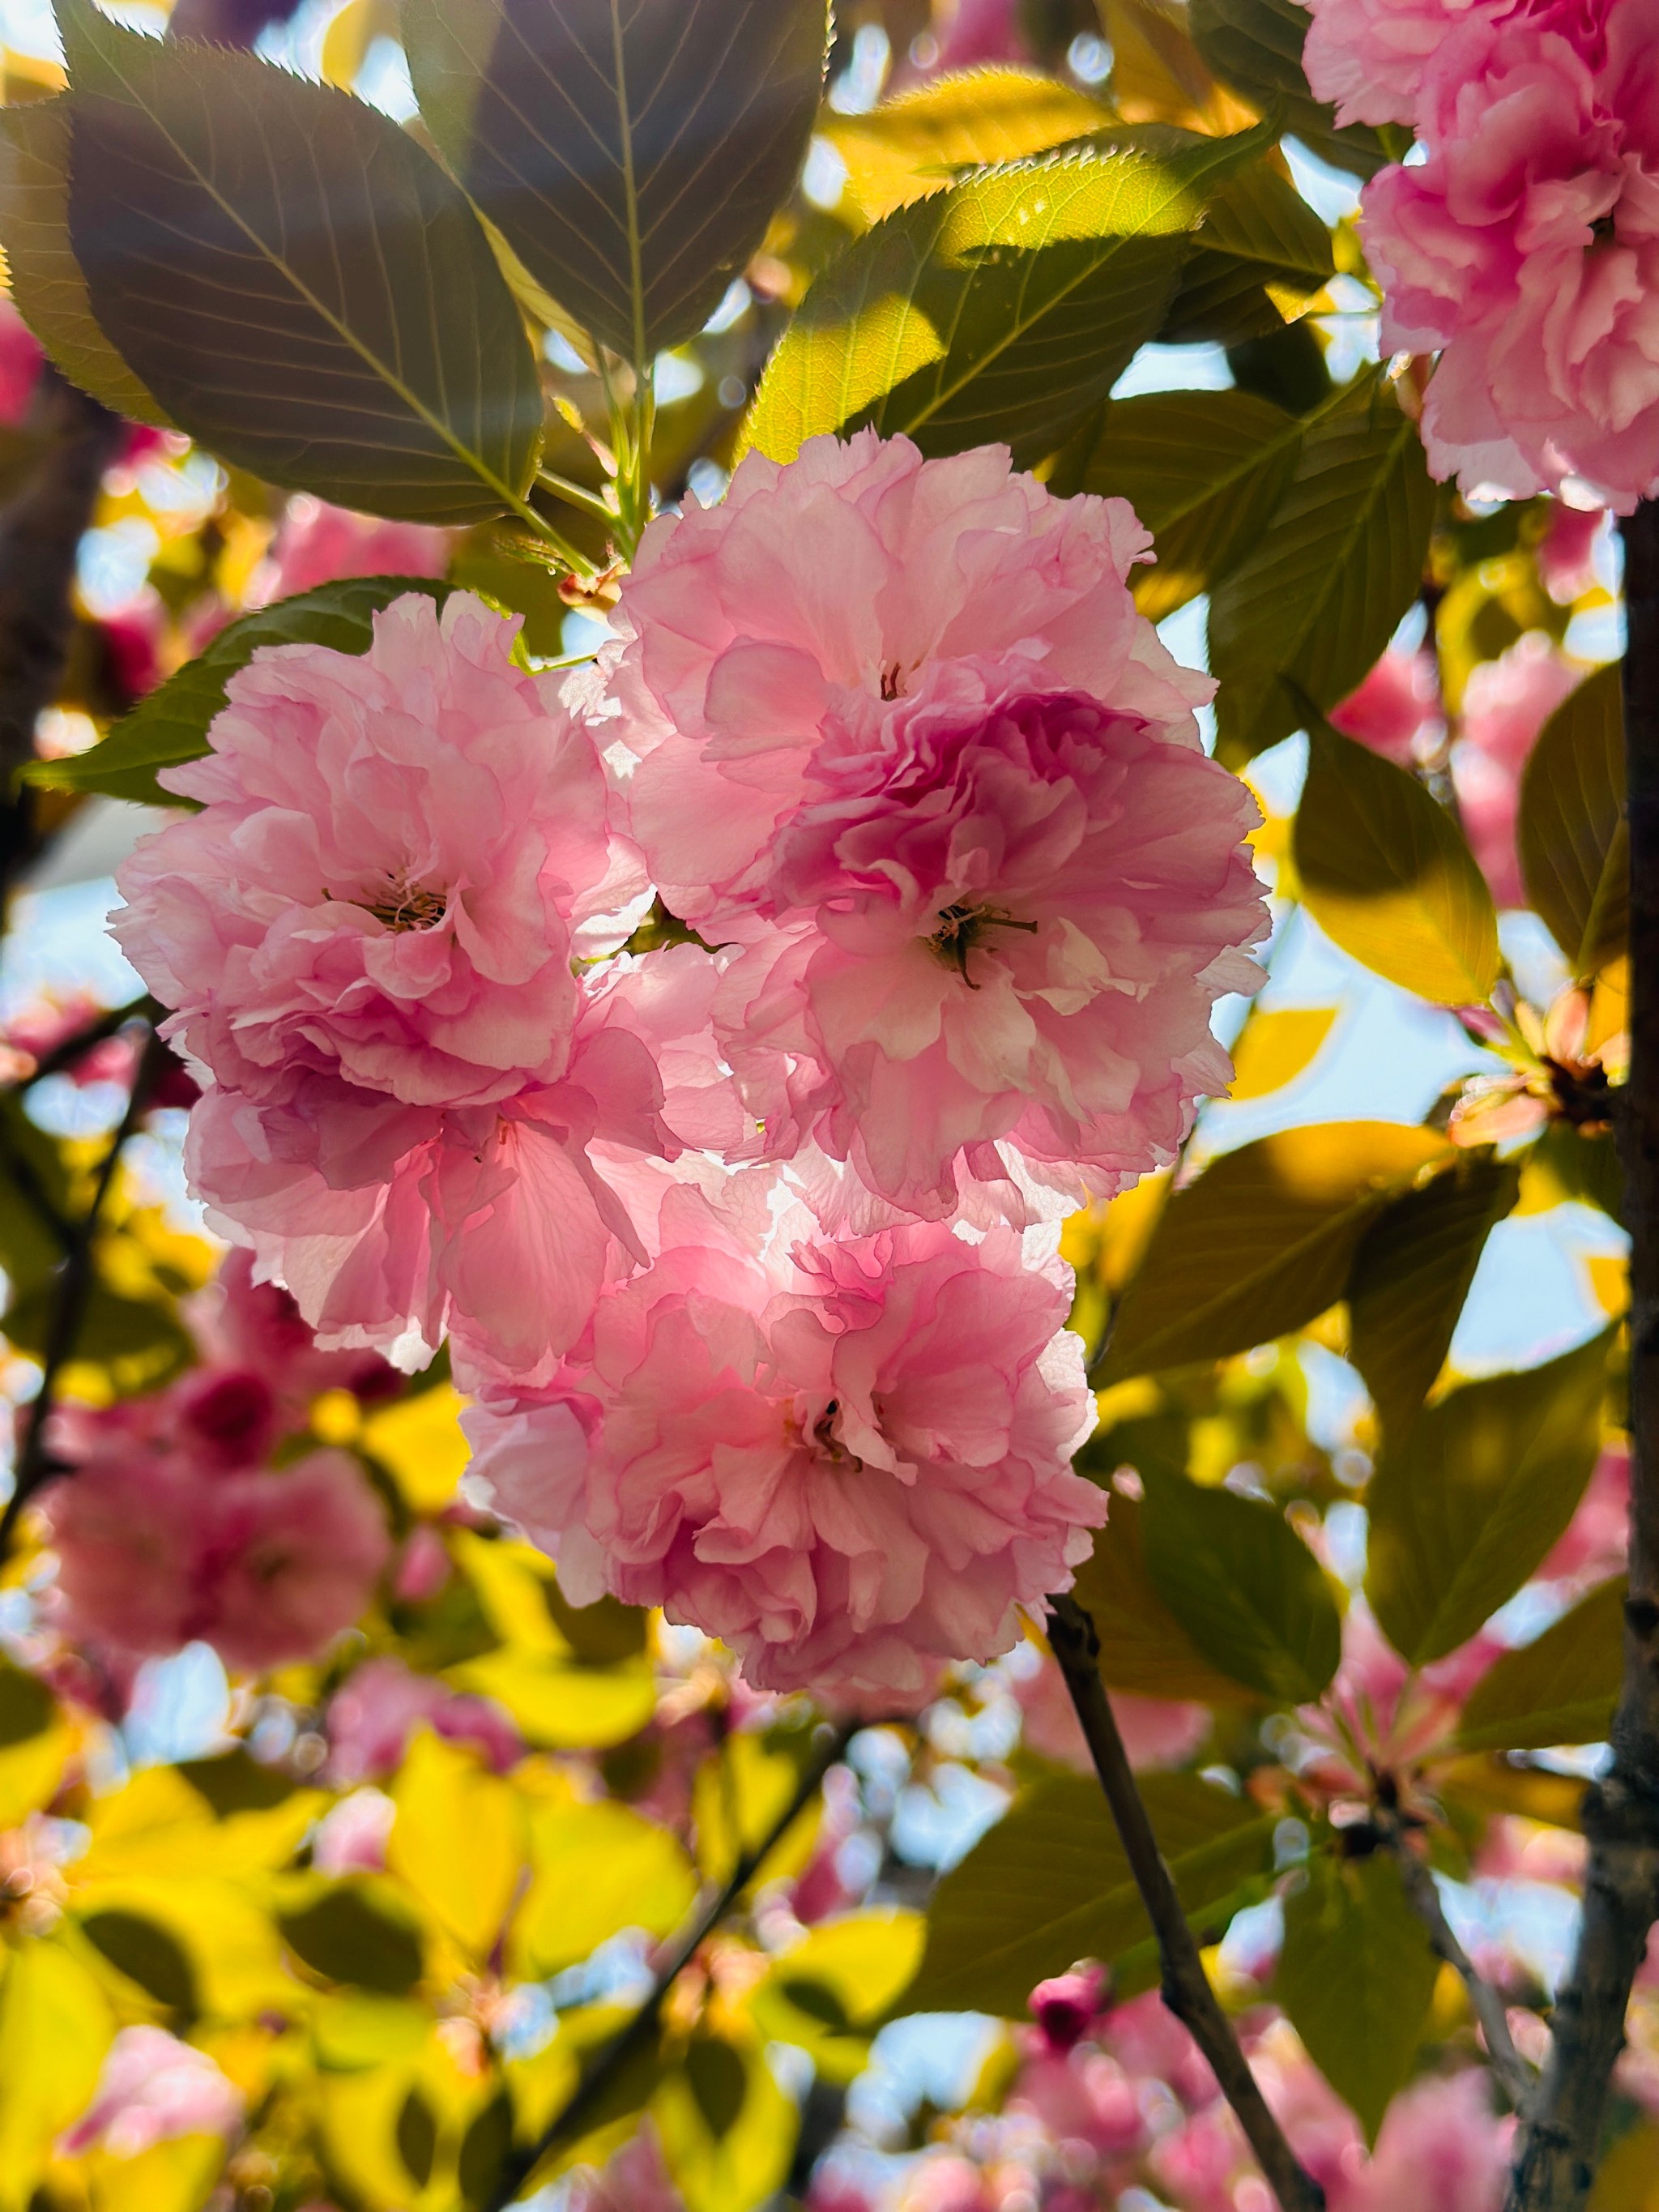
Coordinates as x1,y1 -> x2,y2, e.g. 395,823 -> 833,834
312,1787 -> 397,1875
115,592 -> 643,1125
1451,636 -> 1580,907
934,0 -> 1030,69
324,1655 -> 520,1784
1329,649 -> 1442,764
567,2125 -> 686,2212
1537,498 -> 1608,600
1364,3 -> 1659,507
1016,1647 -> 1209,1773
190,1248 -> 399,1413
0,296 -> 42,426
256,494 -> 451,603
1300,0 -> 1524,127
464,1202 -> 1102,1698
59,2027 -> 243,2157
1343,2070 -> 1511,2211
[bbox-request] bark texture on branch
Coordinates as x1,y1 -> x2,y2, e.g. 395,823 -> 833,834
1047,1594 -> 1326,2212
1505,497 -> 1659,2210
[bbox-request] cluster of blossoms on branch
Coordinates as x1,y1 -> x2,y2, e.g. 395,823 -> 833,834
1302,0 -> 1659,506
113,430 -> 1268,1697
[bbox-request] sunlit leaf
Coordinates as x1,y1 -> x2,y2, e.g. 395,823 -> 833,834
744,122 -> 1273,468
1276,1851 -> 1438,2144
692,1728 -> 823,1886
1102,0 -> 1253,130
450,1650 -> 658,1749
1141,1467 -> 1342,1702
1226,1006 -> 1337,1101
904,1772 -> 1274,2018
825,68 -> 1115,224
0,1941 -> 114,2211
510,1801 -> 696,1979
1519,662 -> 1628,977
1367,1330 -> 1612,1664
654,2031 -> 795,2212
1456,1577 -> 1626,1753
310,1992 -> 432,2071
363,1384 -> 469,1513
1099,1122 -> 1449,1381
0,1663 -> 68,1829
387,1729 -> 525,1957
403,0 -> 830,364
28,578 -> 451,806
1294,719 -> 1500,1005
54,0 -> 542,522
1587,2118 -> 1659,2210
0,96 -> 169,422
750,1911 -> 926,2083
1346,1154 -> 1520,1437
1209,387 -> 1435,760
1087,386 -> 1303,617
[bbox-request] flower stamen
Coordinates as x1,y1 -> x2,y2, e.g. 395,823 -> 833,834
927,901 -> 1038,989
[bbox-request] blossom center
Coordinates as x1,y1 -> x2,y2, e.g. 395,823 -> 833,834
809,1399 -> 863,1471
926,900 -> 1038,989
358,873 -> 448,933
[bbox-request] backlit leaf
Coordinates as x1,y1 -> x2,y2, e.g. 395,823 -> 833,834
744,122 -> 1273,468
1276,1851 -> 1438,2143
403,0 -> 830,363
1099,1122 -> 1449,1381
449,1650 -> 657,1749
56,0 -> 542,522
1347,1154 -> 1520,1437
1086,386 -> 1303,617
1456,1577 -> 1626,1753
654,2031 -> 795,2212
1162,156 -> 1333,344
388,1729 -> 525,1957
1209,388 -> 1435,760
750,1911 -> 926,2083
1070,1487 -> 1254,1702
0,97 -> 168,422
1226,1005 -> 1337,1100
1294,719 -> 1500,1004
1519,662 -> 1628,976
824,67 -> 1115,224
1367,1330 -> 1612,1663
28,577 -> 451,806
1102,0 -> 1253,130
1141,1467 -> 1342,1702
692,1728 -> 822,1886
1188,0 -> 1403,177
0,1941 -> 114,2210
510,1801 -> 696,1979
902,1772 -> 1275,2018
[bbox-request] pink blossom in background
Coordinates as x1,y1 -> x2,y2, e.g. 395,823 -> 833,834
608,433 -> 1263,1218
324,1656 -> 520,1784
933,0 -> 1030,69
59,2027 -> 243,2156
1300,0 -> 1522,127
0,294 -> 42,425
1451,637 -> 1580,908
567,2124 -> 686,2212
1015,1647 -> 1209,1773
191,1248 -> 399,1413
1363,2 -> 1659,506
99,596 -> 167,708
1296,1603 -> 1503,1798
1342,2070 -> 1511,2211
255,495 -> 451,603
1537,498 -> 1608,601
466,1199 -> 1101,1699
1537,1441 -> 1629,1588
312,1786 -> 397,1875
1329,648 -> 1442,764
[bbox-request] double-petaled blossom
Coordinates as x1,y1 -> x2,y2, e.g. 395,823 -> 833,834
608,432 -> 1266,1219
1361,0 -> 1659,507
464,1193 -> 1101,1699
1300,0 -> 1525,127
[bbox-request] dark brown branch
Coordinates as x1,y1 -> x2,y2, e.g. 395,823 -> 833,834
1382,1817 -> 1534,2112
484,1722 -> 855,2210
0,369 -> 124,916
1505,497 -> 1659,2210
1047,1594 -> 1326,2212
0,1027 -> 162,1561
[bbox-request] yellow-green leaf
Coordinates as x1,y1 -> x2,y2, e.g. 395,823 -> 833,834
1294,720 -> 1500,1005
510,1801 -> 696,1979
387,1729 -> 526,1957
1457,1577 -> 1626,1754
749,1911 -> 926,2083
450,1650 -> 658,1749
1226,1005 -> 1337,1101
0,1941 -> 114,2210
1518,661 -> 1627,976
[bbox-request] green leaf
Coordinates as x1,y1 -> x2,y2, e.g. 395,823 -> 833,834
0,99 -> 170,424
1276,1852 -> 1438,2143
1209,386 -> 1436,760
1457,1577 -> 1626,1754
2,1276 -> 194,1396
750,1911 -> 926,2084
279,1883 -> 426,1995
510,1801 -> 696,1980
744,121 -> 1274,468
1085,386 -> 1303,618
458,2087 -> 514,2209
0,1665 -> 54,1752
1294,717 -> 1501,1004
1071,1487 -> 1256,1702
1518,662 -> 1628,976
1366,1330 -> 1612,1664
403,0 -> 830,365
55,0 -> 542,522
653,2033 -> 794,2212
79,1907 -> 198,2021
1347,1154 -> 1521,1437
1161,156 -> 1333,344
28,577 -> 450,806
902,1772 -> 1275,2018
1099,1122 -> 1450,1381
1141,1467 -> 1342,1702
1188,0 -> 1404,178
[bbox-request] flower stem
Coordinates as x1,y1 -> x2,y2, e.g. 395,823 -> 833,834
1047,1594 -> 1326,2212
1503,497 -> 1659,2210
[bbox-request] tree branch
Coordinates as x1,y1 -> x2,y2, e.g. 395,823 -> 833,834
1047,1594 -> 1326,2212
1505,496 -> 1659,2210
485,1721 -> 855,2210
1382,1821 -> 1534,2112
0,1026 -> 162,1561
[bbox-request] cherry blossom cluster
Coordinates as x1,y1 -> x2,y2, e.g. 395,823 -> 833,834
1302,0 -> 1659,506
113,431 -> 1268,1697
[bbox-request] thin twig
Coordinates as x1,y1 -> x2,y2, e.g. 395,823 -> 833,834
485,1721 -> 855,2210
1504,498 -> 1659,2212
1047,1594 -> 1326,2212
1382,1821 -> 1534,2112
17,995 -> 161,1091
0,1026 -> 163,1560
